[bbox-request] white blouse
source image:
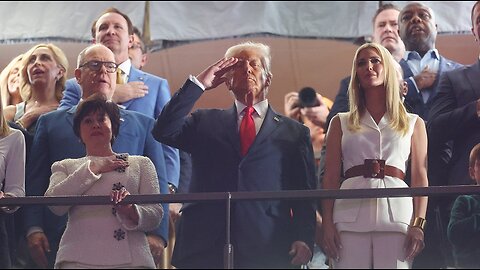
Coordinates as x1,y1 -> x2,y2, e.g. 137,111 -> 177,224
0,129 -> 26,211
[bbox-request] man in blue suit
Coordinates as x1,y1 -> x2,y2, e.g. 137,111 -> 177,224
58,7 -> 179,198
153,42 -> 316,268
24,44 -> 169,268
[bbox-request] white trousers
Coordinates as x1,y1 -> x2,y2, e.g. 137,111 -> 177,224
332,231 -> 411,269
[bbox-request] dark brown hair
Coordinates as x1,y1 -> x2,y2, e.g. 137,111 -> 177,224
91,7 -> 134,39
372,3 -> 401,25
73,93 -> 120,145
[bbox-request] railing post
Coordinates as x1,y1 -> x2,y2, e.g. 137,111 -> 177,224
224,192 -> 234,269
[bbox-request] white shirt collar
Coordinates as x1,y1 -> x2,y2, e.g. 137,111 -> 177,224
403,48 -> 439,61
118,58 -> 132,76
235,99 -> 268,119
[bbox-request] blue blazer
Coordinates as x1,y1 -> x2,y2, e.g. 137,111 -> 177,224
23,107 -> 169,267
428,60 -> 480,186
152,80 -> 317,268
59,67 -> 179,187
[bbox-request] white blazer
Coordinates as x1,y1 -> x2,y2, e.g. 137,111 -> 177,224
333,112 -> 417,234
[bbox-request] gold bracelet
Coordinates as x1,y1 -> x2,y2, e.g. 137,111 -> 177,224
411,217 -> 426,231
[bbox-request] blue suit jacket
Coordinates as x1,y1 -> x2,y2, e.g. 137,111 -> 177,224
23,107 -> 169,266
59,67 -> 179,187
152,80 -> 317,268
428,60 -> 480,186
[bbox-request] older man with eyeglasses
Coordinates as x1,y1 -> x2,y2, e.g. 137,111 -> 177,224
23,43 -> 169,268
57,8 -> 180,264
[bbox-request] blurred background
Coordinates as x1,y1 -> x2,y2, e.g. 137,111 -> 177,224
0,1 -> 476,112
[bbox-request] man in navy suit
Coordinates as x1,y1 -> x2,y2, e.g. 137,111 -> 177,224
24,44 -> 169,268
398,2 -> 464,268
153,42 -> 316,268
58,7 -> 179,205
428,1 -> 480,267
398,2 -> 463,122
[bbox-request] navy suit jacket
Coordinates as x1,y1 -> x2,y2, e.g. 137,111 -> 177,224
152,80 -> 317,268
23,106 -> 169,266
428,60 -> 480,186
400,56 -> 463,121
58,67 -> 179,187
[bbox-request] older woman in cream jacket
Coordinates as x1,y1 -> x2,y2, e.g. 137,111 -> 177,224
45,94 -> 163,268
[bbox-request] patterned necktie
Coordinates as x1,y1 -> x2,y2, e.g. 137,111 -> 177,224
239,106 -> 256,156
116,68 -> 125,84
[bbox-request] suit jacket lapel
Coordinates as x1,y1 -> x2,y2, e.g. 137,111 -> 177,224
224,105 -> 241,153
400,59 -> 413,78
65,106 -> 77,126
251,106 -> 282,149
466,61 -> 480,98
121,67 -> 147,108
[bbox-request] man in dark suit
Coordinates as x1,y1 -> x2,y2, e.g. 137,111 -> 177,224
398,2 -> 464,268
153,42 -> 316,268
398,2 -> 463,122
23,44 -> 169,268
428,2 -> 480,267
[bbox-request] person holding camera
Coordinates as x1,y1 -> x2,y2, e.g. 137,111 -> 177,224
284,87 -> 332,168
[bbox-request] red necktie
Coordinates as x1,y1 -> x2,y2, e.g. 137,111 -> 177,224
240,106 -> 256,156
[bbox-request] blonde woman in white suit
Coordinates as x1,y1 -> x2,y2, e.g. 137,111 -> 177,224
322,43 -> 428,269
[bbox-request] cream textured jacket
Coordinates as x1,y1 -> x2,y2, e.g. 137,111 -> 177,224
46,154 -> 163,268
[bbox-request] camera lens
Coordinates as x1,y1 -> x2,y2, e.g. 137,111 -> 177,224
298,87 -> 319,107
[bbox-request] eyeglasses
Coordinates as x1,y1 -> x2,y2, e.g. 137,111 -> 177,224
79,60 -> 118,73
131,43 -> 145,53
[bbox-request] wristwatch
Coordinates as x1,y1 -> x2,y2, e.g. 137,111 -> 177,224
168,183 -> 178,194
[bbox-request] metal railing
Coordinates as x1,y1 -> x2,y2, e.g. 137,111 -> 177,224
1,185 -> 479,268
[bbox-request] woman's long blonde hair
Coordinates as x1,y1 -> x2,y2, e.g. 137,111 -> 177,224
0,96 -> 12,137
0,54 -> 25,108
347,42 -> 409,135
20,43 -> 68,102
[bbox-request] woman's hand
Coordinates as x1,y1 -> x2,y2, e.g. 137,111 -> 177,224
111,187 -> 139,224
404,226 -> 425,261
321,220 -> 342,262
89,155 -> 129,175
21,101 -> 58,129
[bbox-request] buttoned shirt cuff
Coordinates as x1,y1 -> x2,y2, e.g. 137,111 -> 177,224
26,226 -> 44,238
189,75 -> 206,91
408,76 -> 420,93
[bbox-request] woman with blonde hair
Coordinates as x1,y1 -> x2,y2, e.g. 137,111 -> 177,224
0,54 -> 24,108
0,95 -> 26,268
4,43 -> 68,135
322,42 -> 428,268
